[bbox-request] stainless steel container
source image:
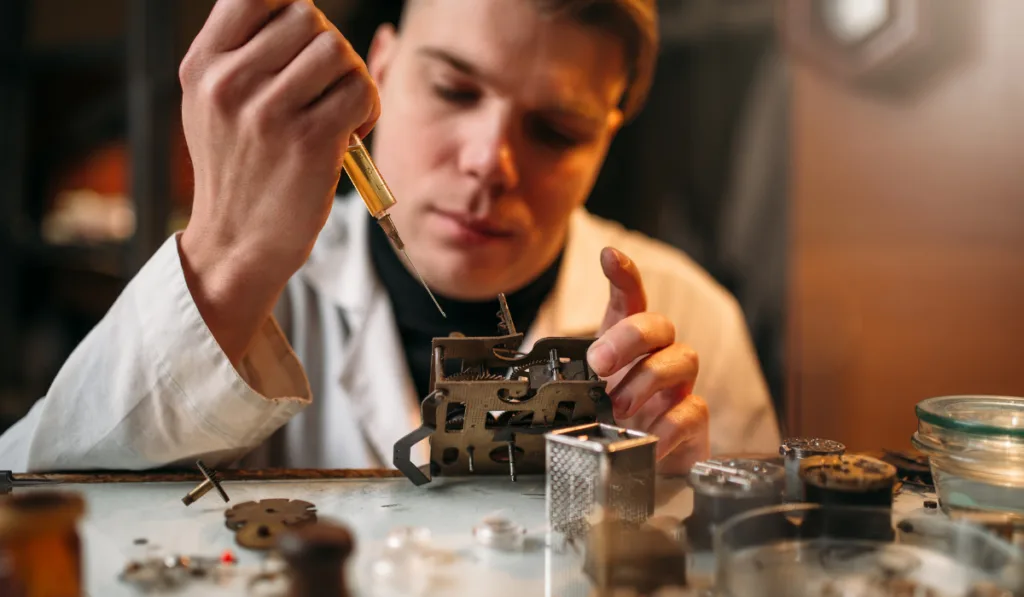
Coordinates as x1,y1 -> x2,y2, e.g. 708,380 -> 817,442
545,423 -> 657,541
681,458 -> 786,551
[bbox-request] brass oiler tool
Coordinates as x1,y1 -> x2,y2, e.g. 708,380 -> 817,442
343,135 -> 446,317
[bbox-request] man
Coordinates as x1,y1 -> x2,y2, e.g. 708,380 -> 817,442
0,0 -> 779,473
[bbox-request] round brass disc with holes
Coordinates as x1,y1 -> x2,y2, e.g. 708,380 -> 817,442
224,499 -> 317,550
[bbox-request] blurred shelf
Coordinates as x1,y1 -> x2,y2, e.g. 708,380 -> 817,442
0,0 -> 180,413
28,40 -> 124,71
12,233 -> 128,279
1,39 -> 125,73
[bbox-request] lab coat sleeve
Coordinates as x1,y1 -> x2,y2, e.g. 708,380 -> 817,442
704,297 -> 782,456
0,234 -> 312,472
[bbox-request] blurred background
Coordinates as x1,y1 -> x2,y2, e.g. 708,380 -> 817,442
0,0 -> 1021,451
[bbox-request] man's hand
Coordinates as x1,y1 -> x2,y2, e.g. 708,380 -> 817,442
586,248 -> 710,474
177,0 -> 380,363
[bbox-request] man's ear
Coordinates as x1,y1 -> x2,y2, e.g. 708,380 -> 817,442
367,23 -> 398,88
600,108 -> 625,150
606,109 -> 624,137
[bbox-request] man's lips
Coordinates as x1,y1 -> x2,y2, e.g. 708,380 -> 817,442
432,209 -> 517,240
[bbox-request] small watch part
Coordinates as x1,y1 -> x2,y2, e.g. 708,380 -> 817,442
779,437 -> 846,459
181,460 -> 230,506
682,458 -> 786,551
799,454 -> 899,542
799,453 -> 898,506
779,438 -> 845,502
224,499 -> 317,550
472,516 -> 526,551
119,553 -> 229,591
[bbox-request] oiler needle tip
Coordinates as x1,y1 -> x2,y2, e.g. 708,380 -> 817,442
401,249 -> 447,318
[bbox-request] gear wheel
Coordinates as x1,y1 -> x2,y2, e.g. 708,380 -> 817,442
444,371 -> 506,381
224,499 -> 317,550
504,359 -> 549,380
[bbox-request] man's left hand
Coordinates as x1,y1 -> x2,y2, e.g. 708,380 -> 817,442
586,247 -> 710,474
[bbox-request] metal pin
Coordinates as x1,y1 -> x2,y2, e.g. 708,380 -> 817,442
497,293 -> 516,335
399,247 -> 446,318
548,349 -> 561,381
508,438 -> 518,483
467,446 -> 476,473
181,460 -> 229,506
346,135 -> 446,319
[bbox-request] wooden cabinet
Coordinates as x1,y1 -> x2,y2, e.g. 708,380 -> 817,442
785,0 -> 1024,449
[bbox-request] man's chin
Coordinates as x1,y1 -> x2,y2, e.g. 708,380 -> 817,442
416,241 -> 541,300
420,263 -> 511,302
429,272 -> 509,302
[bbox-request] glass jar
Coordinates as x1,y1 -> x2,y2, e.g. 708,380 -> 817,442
0,490 -> 85,597
911,395 -> 1024,515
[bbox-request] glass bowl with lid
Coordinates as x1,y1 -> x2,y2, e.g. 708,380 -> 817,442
911,395 -> 1024,515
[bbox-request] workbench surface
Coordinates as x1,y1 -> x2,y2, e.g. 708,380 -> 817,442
14,472 -> 934,597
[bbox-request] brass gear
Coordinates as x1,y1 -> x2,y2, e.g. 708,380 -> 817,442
444,371 -> 505,382
504,359 -> 549,380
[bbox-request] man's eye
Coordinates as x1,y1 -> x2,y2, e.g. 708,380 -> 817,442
529,121 -> 582,150
432,84 -> 478,105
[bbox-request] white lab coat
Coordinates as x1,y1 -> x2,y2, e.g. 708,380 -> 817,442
0,194 -> 780,472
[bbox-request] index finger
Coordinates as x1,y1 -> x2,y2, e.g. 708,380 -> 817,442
194,0 -> 302,55
598,247 -> 647,335
624,393 -> 709,470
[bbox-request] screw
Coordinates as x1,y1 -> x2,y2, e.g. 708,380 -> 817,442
507,438 -> 517,483
181,460 -> 229,506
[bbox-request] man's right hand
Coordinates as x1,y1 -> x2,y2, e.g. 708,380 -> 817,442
177,0 -> 380,363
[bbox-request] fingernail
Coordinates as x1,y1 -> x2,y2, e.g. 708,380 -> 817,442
587,341 -> 614,376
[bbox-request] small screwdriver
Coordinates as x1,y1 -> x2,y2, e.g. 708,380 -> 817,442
342,135 -> 446,318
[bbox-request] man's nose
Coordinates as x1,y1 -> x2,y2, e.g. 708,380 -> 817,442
458,113 -> 520,196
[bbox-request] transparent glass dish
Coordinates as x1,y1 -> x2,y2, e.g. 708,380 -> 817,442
713,503 -> 1024,597
911,395 -> 1024,516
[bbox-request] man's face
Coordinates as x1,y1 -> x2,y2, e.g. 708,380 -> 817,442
367,0 -> 628,300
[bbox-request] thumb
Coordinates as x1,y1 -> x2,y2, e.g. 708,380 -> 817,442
598,247 -> 647,335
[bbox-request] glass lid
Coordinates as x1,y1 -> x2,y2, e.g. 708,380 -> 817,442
915,395 -> 1024,438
